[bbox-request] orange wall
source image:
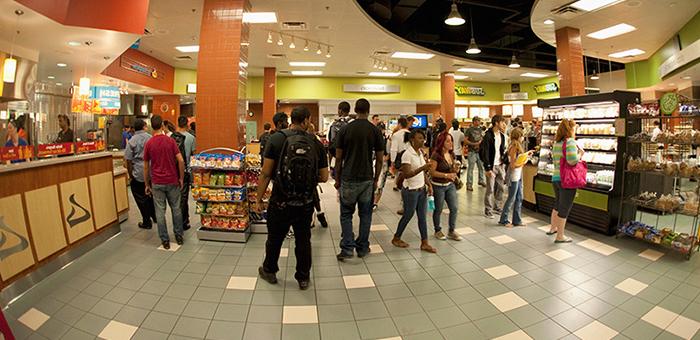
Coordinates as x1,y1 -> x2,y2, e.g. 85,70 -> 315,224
152,95 -> 180,124
102,48 -> 174,93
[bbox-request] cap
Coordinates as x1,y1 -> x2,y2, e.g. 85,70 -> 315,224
273,112 -> 288,126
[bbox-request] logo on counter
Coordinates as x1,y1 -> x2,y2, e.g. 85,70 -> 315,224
66,194 -> 91,228
0,216 -> 29,260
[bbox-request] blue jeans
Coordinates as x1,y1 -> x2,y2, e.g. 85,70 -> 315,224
396,188 -> 428,240
152,184 -> 183,242
467,151 -> 485,187
339,180 -> 374,255
499,179 -> 523,225
432,183 -> 458,233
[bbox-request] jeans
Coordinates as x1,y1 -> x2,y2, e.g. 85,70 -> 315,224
466,151 -> 485,187
180,172 -> 191,227
339,180 -> 374,255
263,203 -> 313,281
152,184 -> 183,242
432,183 -> 458,233
499,179 -> 523,225
396,188 -> 428,240
130,179 -> 156,226
484,164 -> 506,215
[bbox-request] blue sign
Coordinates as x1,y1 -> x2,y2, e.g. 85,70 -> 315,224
91,86 -> 121,109
412,115 -> 427,129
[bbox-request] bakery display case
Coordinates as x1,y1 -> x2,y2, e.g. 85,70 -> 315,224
534,91 -> 640,235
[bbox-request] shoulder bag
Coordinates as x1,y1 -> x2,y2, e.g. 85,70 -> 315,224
559,139 -> 587,189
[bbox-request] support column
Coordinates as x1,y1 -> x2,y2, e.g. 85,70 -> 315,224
555,27 -> 585,97
440,72 -> 455,123
262,67 -> 276,127
195,0 -> 250,151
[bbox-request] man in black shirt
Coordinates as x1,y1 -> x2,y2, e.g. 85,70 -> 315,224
55,114 -> 74,144
335,98 -> 385,260
255,107 -> 329,290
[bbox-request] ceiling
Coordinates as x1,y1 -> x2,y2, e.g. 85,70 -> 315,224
531,0 -> 700,63
138,0 -> 559,83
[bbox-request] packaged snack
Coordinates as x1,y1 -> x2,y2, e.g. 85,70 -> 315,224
202,216 -> 212,227
202,171 -> 211,185
196,202 -> 206,214
200,188 -> 210,200
215,156 -> 224,169
225,173 -> 234,186
191,187 -> 200,200
193,172 -> 202,186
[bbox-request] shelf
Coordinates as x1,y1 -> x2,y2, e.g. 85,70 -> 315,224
194,185 -> 245,189
540,146 -> 617,153
195,199 -> 246,203
628,140 -> 697,146
624,169 -> 699,179
191,166 -> 243,171
197,227 -> 250,243
623,199 -> 676,216
616,232 -> 695,259
628,113 -> 700,120
196,213 -> 247,218
542,117 -> 617,122
542,134 -> 617,138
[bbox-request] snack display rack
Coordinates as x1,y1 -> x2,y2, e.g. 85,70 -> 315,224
244,154 -> 270,234
534,91 -> 640,234
191,148 -> 250,243
617,100 -> 700,259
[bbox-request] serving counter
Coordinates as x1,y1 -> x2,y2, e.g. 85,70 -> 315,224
0,152 -> 128,303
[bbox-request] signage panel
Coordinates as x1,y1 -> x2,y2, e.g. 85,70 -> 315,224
455,86 -> 485,96
343,84 -> 400,93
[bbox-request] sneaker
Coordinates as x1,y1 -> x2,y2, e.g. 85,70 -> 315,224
317,213 -> 328,228
397,209 -> 404,215
258,266 -> 278,284
298,279 -> 310,290
175,235 -> 184,245
138,222 -> 152,229
434,231 -> 447,240
161,241 -> 170,250
357,248 -> 370,258
336,252 -> 353,262
447,231 -> 463,241
183,223 -> 191,231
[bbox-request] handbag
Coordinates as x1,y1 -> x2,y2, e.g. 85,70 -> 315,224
559,139 -> 587,189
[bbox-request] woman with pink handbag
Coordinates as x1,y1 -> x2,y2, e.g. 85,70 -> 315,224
547,119 -> 586,243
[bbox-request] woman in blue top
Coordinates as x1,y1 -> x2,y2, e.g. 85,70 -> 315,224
547,119 -> 584,243
4,120 -> 29,164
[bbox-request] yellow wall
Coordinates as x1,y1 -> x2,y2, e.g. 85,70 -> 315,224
173,68 -> 197,95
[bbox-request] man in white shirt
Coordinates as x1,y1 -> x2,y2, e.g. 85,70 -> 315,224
389,117 -> 410,191
448,120 -> 466,171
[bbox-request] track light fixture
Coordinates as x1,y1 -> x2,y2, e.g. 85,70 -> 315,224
369,56 -> 407,76
267,30 -> 333,58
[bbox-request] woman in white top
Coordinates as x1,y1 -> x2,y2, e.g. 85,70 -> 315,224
498,128 -> 533,227
392,129 -> 436,253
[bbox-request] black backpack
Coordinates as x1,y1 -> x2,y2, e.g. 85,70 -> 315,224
328,118 -> 349,155
275,129 -> 319,206
171,132 -> 187,165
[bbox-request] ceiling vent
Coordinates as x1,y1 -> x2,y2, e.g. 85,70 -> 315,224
174,56 -> 192,61
281,22 -> 308,31
452,63 -> 466,67
143,28 -> 153,36
550,4 -> 583,20
373,50 -> 391,56
268,53 -> 286,59
278,70 -> 291,74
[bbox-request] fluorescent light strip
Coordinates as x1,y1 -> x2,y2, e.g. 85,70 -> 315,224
242,12 -> 278,23
457,68 -> 490,73
587,23 -> 636,40
289,61 -> 327,67
521,73 -> 548,78
454,75 -> 469,80
57,63 -> 67,67
608,48 -> 645,58
175,45 -> 199,53
391,52 -> 435,60
571,0 -> 624,12
368,72 -> 401,77
291,70 -> 323,76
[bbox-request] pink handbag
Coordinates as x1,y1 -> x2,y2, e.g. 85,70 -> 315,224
559,139 -> 587,189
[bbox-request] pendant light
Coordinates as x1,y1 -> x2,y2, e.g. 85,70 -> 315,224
266,32 -> 273,44
277,34 -> 284,46
465,8 -> 481,54
289,38 -> 296,49
3,10 -> 24,83
316,44 -> 322,55
508,54 -> 520,68
444,0 -> 465,26
78,42 -> 92,96
590,57 -> 600,80
303,40 -> 309,51
325,46 -> 332,58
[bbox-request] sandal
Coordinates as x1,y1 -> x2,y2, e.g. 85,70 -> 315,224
392,237 -> 410,248
420,244 -> 437,253
554,237 -> 573,243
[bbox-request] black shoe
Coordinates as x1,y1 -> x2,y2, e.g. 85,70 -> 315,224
258,266 -> 278,284
138,222 -> 152,229
357,248 -> 371,258
183,224 -> 191,231
161,241 -> 170,250
336,252 -> 353,262
317,213 -> 328,228
175,235 -> 184,245
298,279 -> 310,290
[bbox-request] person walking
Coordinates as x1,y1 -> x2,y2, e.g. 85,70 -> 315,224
448,119 -> 466,170
144,115 -> 185,249
464,116 -> 486,191
125,119 -> 157,229
173,116 -> 196,230
429,132 -> 462,241
547,119 -> 583,243
255,107 -> 329,290
392,129 -> 436,253
499,128 -> 534,227
390,117 -> 410,195
259,123 -> 273,159
480,115 -> 508,219
335,98 -> 385,261
328,102 -> 352,178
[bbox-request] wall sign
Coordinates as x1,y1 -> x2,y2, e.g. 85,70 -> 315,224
186,83 -> 197,94
503,92 -> 529,100
660,93 -> 679,115
455,86 -> 485,96
343,84 -> 400,93
121,56 -> 165,80
659,39 -> 700,79
533,82 -> 559,94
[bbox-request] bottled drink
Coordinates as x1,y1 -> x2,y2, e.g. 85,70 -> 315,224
428,195 -> 435,211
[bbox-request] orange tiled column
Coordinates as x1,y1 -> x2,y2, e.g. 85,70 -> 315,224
440,72 -> 455,123
262,67 -> 276,127
195,0 -> 250,151
555,27 -> 585,97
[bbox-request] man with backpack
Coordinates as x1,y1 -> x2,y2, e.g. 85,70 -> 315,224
335,99 -> 385,261
254,107 -> 329,290
328,101 -> 351,178
172,116 -> 196,230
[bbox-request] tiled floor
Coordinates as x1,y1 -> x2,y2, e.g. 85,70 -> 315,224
3,180 -> 700,340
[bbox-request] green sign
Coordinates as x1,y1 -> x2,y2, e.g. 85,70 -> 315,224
660,93 -> 679,115
533,82 -> 559,94
455,86 -> 485,96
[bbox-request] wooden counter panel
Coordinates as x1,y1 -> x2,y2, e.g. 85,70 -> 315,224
114,175 -> 129,213
0,195 -> 35,281
25,186 -> 68,261
60,178 -> 96,244
90,172 -> 117,229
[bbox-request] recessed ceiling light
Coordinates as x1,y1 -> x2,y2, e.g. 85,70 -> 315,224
57,63 -> 67,67
291,70 -> 323,76
454,75 -> 469,80
56,82 -> 63,86
521,72 -> 548,78
570,0 -> 624,12
587,23 -> 636,40
457,68 -> 490,73
175,45 -> 199,53
289,62 -> 326,67
369,71 -> 401,77
391,52 -> 435,60
543,19 -> 555,25
67,41 -> 81,46
242,12 -> 278,23
241,42 -> 250,46
608,48 -> 645,58
47,75 -> 55,79
681,76 -> 692,80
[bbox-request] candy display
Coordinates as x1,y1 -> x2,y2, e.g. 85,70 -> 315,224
196,202 -> 247,217
191,187 -> 245,202
245,154 -> 261,169
190,152 -> 244,170
192,171 -> 245,187
618,221 -> 696,254
201,215 -> 248,231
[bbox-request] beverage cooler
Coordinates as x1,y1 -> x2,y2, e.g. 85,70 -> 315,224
533,91 -> 640,235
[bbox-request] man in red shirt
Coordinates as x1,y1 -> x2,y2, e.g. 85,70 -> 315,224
144,115 -> 186,249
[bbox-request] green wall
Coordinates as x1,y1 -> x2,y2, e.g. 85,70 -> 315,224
626,11 -> 700,89
173,68 -> 197,95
